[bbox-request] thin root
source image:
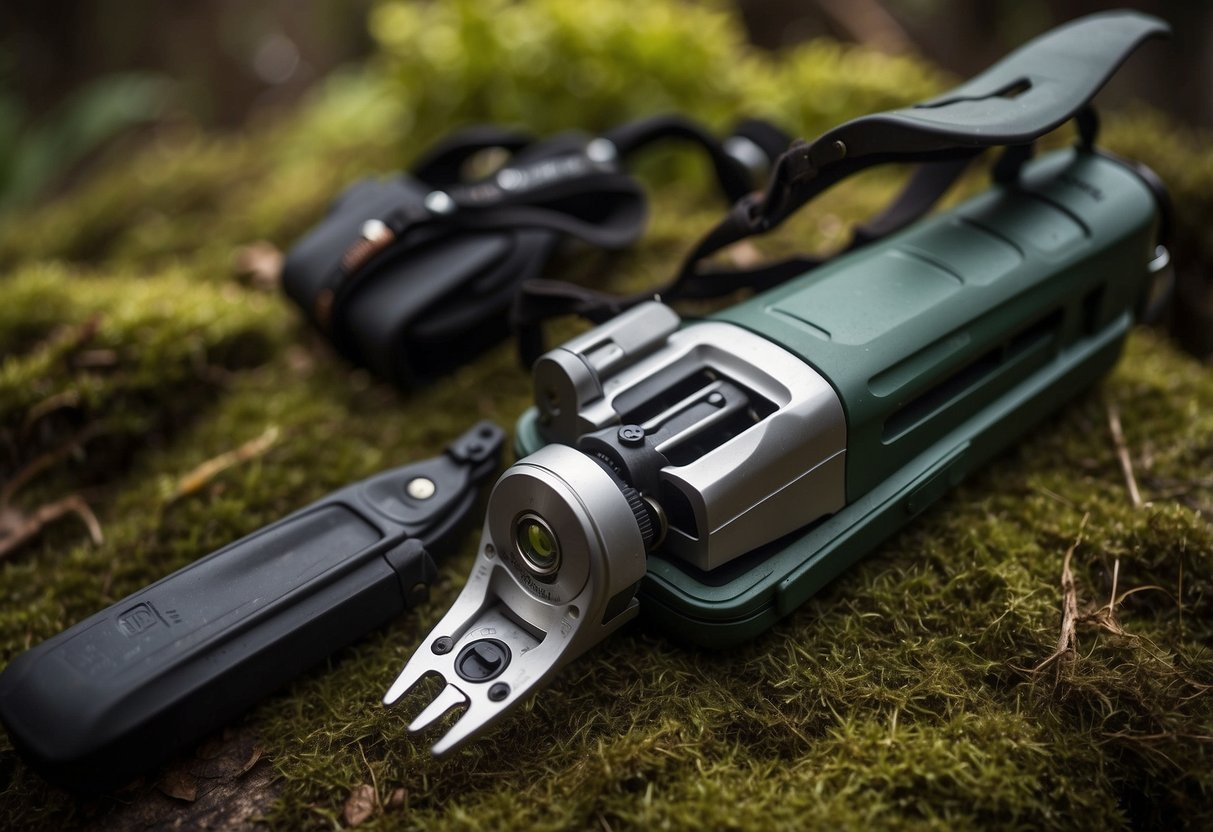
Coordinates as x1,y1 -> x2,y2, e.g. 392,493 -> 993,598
2,425 -> 99,507
0,494 -> 104,560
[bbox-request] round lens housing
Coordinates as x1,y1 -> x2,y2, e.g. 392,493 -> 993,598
513,513 -> 561,580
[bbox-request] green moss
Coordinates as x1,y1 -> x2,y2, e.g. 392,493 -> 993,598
368,0 -> 943,141
1,1 -> 1212,829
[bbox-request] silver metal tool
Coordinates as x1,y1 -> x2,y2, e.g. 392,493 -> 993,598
384,302 -> 847,754
382,445 -> 653,754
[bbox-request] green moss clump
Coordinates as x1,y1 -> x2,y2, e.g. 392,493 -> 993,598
1,2 -> 1212,829
370,0 -> 941,136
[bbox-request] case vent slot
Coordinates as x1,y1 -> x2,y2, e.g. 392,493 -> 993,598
883,308 -> 1064,442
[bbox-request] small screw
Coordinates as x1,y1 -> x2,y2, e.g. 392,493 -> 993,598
406,477 -> 436,500
488,683 -> 510,701
707,392 -> 725,407
586,138 -> 618,164
432,636 -> 454,655
618,425 -> 645,447
424,190 -> 456,215
360,218 -> 391,241
497,168 -> 525,190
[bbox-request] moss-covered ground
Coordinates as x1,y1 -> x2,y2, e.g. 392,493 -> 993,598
2,2 -> 1212,828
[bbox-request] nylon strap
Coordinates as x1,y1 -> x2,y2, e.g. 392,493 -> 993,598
318,113 -> 791,361
511,10 -> 1169,363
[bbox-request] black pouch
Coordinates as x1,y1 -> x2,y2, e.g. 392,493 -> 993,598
281,117 -> 789,386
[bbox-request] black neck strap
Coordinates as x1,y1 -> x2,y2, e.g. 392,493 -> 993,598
512,10 -> 1169,364
317,113 -> 790,349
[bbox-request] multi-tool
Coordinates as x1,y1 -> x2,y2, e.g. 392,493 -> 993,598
385,11 -> 1172,755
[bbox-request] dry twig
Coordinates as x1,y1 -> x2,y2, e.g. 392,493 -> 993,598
0,495 -> 104,560
0,426 -> 104,560
1106,399 -> 1143,509
2,425 -> 98,507
1033,513 -> 1088,674
168,426 -> 280,501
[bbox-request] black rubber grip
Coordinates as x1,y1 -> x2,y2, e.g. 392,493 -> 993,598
0,421 -> 505,792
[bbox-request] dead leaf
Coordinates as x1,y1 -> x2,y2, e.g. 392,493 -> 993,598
239,745 -> 264,776
195,734 -> 228,761
385,787 -> 406,811
107,762 -> 279,831
233,241 -> 285,292
343,783 -> 378,827
158,770 -> 199,802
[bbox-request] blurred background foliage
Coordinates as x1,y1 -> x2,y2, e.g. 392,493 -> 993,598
3,0 -> 1210,353
1,0 -> 1208,210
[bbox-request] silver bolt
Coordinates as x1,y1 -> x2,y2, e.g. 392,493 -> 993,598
406,477 -> 436,500
496,168 -> 525,190
360,218 -> 391,240
723,135 -> 767,177
585,138 -> 617,164
424,190 -> 456,214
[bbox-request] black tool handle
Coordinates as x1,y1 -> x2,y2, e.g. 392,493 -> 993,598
0,421 -> 505,792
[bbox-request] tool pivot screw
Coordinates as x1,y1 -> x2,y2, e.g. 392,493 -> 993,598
488,683 -> 510,702
406,477 -> 436,500
618,425 -> 645,446
432,636 -> 454,655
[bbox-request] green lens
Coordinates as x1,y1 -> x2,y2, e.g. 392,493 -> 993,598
525,523 -> 556,562
515,514 -> 560,577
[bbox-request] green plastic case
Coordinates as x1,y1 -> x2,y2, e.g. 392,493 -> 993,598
515,148 -> 1161,647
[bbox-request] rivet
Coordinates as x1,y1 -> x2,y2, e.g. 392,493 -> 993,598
586,138 -> 618,164
406,477 -> 436,500
360,218 -> 391,240
497,168 -> 525,190
424,190 -> 456,214
618,425 -> 645,446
